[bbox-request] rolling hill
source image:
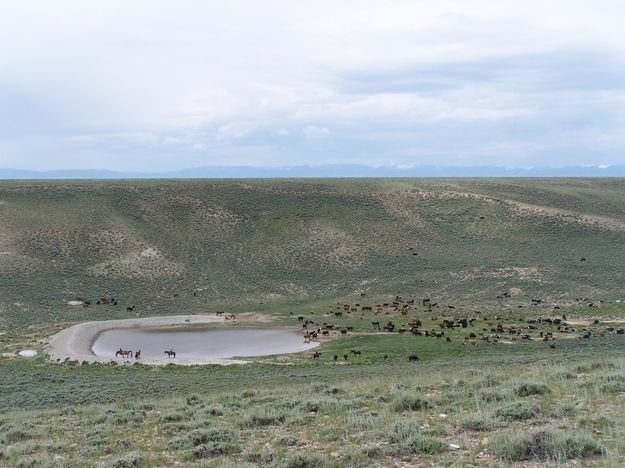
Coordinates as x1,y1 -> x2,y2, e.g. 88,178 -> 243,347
1,178 -> 625,328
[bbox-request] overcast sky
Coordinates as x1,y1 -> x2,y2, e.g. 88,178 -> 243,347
1,1 -> 625,171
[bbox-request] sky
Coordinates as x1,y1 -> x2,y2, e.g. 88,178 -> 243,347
1,0 -> 625,171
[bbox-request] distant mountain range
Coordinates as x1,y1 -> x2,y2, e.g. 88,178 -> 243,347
1,164 -> 625,179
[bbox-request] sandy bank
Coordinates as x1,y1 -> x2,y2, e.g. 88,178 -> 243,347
45,314 -> 250,365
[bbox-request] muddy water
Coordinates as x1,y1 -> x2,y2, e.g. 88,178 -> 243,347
91,327 -> 318,360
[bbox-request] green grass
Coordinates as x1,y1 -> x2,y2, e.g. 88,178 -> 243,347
3,179 -> 625,465
2,178 -> 625,330
0,356 -> 622,466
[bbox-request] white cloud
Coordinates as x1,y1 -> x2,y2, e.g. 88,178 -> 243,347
216,121 -> 256,139
303,126 -> 331,138
1,0 -> 625,169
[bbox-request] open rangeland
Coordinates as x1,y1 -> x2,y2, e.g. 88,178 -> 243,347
2,179 -> 625,466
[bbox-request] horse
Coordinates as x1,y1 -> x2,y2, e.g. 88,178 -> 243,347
115,348 -> 132,358
164,349 -> 176,358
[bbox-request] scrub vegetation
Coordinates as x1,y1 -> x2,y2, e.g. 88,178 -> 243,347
2,179 -> 625,465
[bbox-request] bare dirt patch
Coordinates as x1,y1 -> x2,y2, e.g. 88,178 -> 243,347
408,189 -> 625,232
236,312 -> 276,323
88,246 -> 184,279
506,200 -> 625,232
451,267 -> 542,281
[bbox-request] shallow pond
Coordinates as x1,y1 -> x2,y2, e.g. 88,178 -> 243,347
91,327 -> 318,360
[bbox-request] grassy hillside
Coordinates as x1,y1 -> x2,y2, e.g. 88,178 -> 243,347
1,178 -> 625,329
2,178 -> 625,466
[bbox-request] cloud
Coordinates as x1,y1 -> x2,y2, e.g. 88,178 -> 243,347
1,1 -> 625,170
303,126 -> 331,138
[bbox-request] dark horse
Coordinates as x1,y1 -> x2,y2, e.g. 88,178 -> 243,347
164,349 -> 176,358
115,348 -> 132,358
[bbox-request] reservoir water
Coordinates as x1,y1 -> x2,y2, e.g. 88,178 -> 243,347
91,326 -> 318,360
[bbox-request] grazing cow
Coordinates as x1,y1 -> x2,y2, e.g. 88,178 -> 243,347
340,329 -> 348,335
408,354 -> 419,362
446,337 -> 451,342
164,349 -> 176,358
297,315 -> 304,321
127,306 -> 135,312
362,306 -> 372,311
371,321 -> 380,330
350,349 -> 361,356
